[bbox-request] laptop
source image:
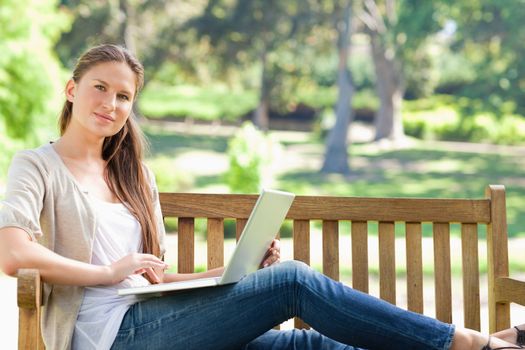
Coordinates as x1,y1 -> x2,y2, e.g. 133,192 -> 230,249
117,189 -> 295,296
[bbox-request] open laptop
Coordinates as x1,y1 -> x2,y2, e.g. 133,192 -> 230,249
118,189 -> 295,296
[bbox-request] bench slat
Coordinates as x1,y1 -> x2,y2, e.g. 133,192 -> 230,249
207,218 -> 224,270
322,220 -> 339,281
461,223 -> 481,330
379,222 -> 396,304
17,269 -> 45,350
160,193 -> 491,223
236,218 -> 247,242
406,222 -> 424,313
293,220 -> 310,265
434,223 -> 452,323
486,185 -> 511,332
293,220 -> 310,330
495,277 -> 525,305
178,218 -> 195,273
351,221 -> 369,293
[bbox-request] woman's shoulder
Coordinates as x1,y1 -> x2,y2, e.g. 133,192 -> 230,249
13,144 -> 57,166
10,143 -> 59,176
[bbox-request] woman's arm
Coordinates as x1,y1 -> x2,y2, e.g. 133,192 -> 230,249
0,227 -> 167,286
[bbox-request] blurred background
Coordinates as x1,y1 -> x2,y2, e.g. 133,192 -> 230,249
1,0 -> 525,347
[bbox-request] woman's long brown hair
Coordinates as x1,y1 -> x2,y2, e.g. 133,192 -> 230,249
58,44 -> 160,257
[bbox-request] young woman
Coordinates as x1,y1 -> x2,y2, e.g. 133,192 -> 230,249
0,44 -> 522,350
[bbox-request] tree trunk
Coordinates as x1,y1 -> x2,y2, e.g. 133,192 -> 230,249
119,0 -> 137,54
253,51 -> 270,131
370,32 -> 404,141
321,1 -> 353,175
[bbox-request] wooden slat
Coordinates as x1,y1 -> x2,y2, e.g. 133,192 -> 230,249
160,193 -> 491,223
207,218 -> 224,270
236,218 -> 247,242
293,220 -> 310,265
461,223 -> 481,330
494,277 -> 525,305
293,220 -> 310,329
434,222 -> 452,323
351,221 -> 368,293
406,222 -> 423,314
486,185 -> 510,332
178,218 -> 195,273
17,269 -> 44,350
378,222 -> 396,304
19,309 -> 44,350
322,220 -> 339,281
17,269 -> 41,309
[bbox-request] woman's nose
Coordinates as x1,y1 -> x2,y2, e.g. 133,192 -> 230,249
102,94 -> 117,111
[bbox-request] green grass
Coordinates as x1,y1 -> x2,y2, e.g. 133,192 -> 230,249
277,143 -> 525,237
139,84 -> 257,121
144,126 -> 525,238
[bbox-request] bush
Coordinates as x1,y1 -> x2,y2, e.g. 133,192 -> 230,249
497,115 -> 525,145
403,95 -> 525,145
224,122 -> 282,193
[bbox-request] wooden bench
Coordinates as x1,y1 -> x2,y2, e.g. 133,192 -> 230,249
16,185 -> 525,349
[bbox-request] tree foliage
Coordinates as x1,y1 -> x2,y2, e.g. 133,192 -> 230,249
0,0 -> 69,180
449,0 -> 525,115
190,0 -> 334,128
0,0 -> 69,140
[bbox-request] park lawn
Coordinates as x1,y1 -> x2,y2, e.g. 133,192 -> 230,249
144,124 -> 525,239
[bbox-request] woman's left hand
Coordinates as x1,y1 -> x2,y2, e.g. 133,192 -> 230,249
260,239 -> 281,268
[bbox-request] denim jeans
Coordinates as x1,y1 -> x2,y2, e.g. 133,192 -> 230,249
111,260 -> 454,350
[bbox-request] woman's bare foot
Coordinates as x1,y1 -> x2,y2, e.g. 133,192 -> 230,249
492,324 -> 525,346
451,328 -> 518,350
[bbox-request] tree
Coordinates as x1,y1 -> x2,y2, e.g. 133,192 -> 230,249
449,0 -> 525,115
56,1 -> 205,74
191,0 -> 327,130
357,0 -> 441,142
0,0 -> 69,175
321,0 -> 354,175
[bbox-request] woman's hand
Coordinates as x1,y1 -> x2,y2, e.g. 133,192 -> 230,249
106,253 -> 168,285
260,239 -> 281,268
146,264 -> 168,284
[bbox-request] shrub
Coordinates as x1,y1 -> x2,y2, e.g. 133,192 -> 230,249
403,95 -> 525,145
224,122 -> 282,193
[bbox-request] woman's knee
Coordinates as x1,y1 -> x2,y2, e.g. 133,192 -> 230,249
272,260 -> 313,281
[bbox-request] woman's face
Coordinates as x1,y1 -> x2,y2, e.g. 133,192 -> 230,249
65,61 -> 137,139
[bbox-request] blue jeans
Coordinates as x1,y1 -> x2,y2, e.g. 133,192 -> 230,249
111,261 -> 454,350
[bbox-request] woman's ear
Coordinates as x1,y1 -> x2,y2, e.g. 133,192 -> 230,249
65,79 -> 76,103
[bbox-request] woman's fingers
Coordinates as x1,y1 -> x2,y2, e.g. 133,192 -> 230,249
143,267 -> 161,284
271,239 -> 281,251
109,253 -> 168,284
261,239 -> 281,268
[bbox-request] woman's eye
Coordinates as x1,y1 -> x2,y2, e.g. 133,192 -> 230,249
95,84 -> 106,91
118,94 -> 130,101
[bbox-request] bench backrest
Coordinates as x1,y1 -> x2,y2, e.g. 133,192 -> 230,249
159,185 -> 510,332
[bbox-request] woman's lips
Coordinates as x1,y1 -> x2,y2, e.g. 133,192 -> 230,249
94,112 -> 115,122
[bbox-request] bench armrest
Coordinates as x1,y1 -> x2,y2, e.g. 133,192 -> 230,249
17,269 -> 42,309
495,277 -> 525,306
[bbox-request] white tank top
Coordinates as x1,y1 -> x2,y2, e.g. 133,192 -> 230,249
72,195 -> 150,350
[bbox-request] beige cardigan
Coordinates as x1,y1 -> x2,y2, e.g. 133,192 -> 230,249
0,143 -> 166,349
